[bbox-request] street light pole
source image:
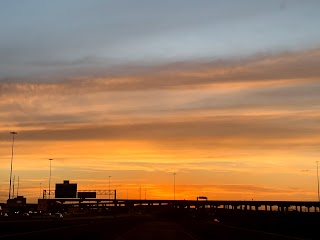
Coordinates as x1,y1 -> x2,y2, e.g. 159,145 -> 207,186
9,131 -> 17,200
12,175 -> 15,198
317,161 -> 319,202
39,182 -> 42,199
17,176 -> 19,197
108,176 -> 111,199
49,158 -> 53,199
173,173 -> 176,200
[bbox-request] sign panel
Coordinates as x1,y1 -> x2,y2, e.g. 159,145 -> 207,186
78,192 -> 96,199
55,183 -> 77,198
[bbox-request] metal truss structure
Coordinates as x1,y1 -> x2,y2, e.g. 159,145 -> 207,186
42,189 -> 116,199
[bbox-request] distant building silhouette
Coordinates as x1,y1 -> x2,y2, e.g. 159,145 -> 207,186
7,196 -> 26,206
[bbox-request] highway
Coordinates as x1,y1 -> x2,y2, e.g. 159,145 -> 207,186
0,215 -> 314,240
115,221 -> 197,240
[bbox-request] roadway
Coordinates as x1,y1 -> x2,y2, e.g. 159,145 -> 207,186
0,215 -> 313,240
115,220 -> 197,240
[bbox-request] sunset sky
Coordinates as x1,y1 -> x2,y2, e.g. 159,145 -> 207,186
1,0 -> 320,203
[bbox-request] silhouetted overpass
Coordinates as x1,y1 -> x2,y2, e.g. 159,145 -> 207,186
39,199 -> 320,213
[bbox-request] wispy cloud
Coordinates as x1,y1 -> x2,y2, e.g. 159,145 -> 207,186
1,48 -> 320,132
2,48 -> 320,92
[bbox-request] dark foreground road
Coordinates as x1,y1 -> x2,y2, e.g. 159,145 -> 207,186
115,221 -> 197,240
0,216 -> 312,240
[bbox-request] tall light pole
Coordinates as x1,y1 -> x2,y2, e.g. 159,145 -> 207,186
9,131 -> 17,200
173,173 -> 176,200
317,161 -> 319,202
12,175 -> 15,198
17,176 -> 20,197
48,158 -> 53,199
108,176 -> 111,199
40,182 -> 42,199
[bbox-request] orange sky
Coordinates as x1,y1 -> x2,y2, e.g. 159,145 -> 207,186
1,49 -> 320,203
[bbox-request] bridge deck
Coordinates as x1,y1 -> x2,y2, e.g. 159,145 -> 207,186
38,199 -> 320,213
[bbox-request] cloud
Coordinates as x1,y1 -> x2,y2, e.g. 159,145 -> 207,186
1,49 -> 319,130
0,49 -> 319,156
2,1 -> 319,78
2,48 -> 320,92
1,112 -> 317,153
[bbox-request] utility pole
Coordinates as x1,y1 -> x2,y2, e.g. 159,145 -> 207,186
9,131 -> 17,200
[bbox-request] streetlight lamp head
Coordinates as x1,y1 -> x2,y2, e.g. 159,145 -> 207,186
10,132 -> 17,135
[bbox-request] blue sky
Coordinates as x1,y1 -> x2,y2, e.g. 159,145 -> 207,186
1,0 -> 320,79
